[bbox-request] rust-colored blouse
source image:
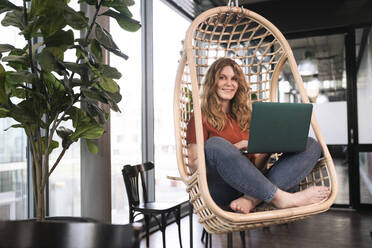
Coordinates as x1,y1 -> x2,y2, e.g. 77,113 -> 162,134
186,112 -> 256,163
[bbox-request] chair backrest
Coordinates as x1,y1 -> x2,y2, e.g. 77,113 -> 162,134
0,220 -> 142,248
122,162 -> 155,206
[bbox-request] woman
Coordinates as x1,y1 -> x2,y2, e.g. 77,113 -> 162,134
186,57 -> 330,213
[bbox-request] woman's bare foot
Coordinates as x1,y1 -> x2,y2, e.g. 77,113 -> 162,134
271,186 -> 330,209
230,195 -> 262,214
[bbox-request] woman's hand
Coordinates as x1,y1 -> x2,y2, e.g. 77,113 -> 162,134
234,140 -> 248,151
254,153 -> 271,172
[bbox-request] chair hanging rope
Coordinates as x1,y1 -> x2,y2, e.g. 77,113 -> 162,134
173,5 -> 338,234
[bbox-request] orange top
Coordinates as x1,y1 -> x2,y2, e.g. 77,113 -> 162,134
186,112 -> 256,163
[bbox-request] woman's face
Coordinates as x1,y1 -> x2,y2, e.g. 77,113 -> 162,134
216,65 -> 238,102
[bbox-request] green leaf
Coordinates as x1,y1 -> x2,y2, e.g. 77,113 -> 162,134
32,0 -> 66,38
48,140 -> 59,154
86,101 -> 107,124
43,46 -> 65,61
95,24 -> 118,50
74,45 -> 89,61
124,0 -> 135,6
108,48 -> 129,60
8,71 -> 35,83
36,137 -> 59,155
45,29 -> 74,47
95,24 -> 129,60
37,49 -> 66,74
0,44 -> 15,53
82,88 -> 107,102
37,50 -> 57,72
0,63 -> 7,104
0,106 -> 9,117
100,64 -> 121,79
72,124 -> 104,140
1,10 -> 25,30
66,107 -> 105,140
2,54 -> 28,65
75,38 -> 89,47
42,72 -> 65,92
100,9 -> 140,32
57,127 -> 73,139
106,90 -> 122,104
9,102 -> 37,124
63,62 -> 89,76
86,139 -> 98,154
11,88 -> 26,99
56,127 -> 73,148
4,123 -> 23,131
102,0 -> 132,18
68,106 -> 91,129
0,0 -> 22,14
64,6 -> 88,30
90,39 -> 102,62
5,49 -> 29,71
102,91 -> 121,112
99,76 -> 119,93
22,19 -> 40,40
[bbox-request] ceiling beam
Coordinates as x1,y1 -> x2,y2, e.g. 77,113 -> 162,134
242,0 -> 372,35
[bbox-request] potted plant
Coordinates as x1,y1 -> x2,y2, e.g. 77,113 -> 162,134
0,0 -> 140,221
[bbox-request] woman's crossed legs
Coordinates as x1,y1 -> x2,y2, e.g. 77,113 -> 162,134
205,136 -> 330,213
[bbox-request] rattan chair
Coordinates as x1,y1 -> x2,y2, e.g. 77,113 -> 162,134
173,5 -> 338,234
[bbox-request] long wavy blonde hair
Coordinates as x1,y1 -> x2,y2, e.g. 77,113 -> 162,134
201,57 -> 251,131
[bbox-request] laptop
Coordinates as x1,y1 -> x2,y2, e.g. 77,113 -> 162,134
245,102 -> 313,154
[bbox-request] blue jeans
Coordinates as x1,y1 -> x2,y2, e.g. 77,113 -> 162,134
204,136 -> 322,206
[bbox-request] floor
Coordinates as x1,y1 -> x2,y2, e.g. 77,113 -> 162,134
140,209 -> 372,248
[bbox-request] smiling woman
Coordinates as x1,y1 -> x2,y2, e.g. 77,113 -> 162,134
186,57 -> 329,214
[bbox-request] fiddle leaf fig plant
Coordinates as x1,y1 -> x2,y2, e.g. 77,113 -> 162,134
0,0 -> 140,221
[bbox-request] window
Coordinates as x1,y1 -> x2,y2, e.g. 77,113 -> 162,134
48,1 -> 81,217
280,35 -> 349,204
153,1 -> 191,202
0,0 -> 28,220
110,2 -> 142,224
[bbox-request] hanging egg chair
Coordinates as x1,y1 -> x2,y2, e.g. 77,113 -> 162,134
173,3 -> 338,234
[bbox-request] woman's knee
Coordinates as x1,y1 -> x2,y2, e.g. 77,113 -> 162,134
205,136 -> 231,152
205,136 -> 238,161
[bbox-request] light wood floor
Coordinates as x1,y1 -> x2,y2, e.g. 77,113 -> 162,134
140,209 -> 372,248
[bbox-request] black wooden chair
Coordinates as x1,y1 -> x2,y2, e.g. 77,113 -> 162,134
122,162 -> 187,248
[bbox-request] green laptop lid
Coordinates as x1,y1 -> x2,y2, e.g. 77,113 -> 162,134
246,102 -> 313,154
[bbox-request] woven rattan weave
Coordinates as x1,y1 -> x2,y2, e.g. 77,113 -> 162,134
173,6 -> 338,234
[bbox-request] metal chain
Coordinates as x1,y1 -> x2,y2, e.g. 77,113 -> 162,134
227,0 -> 239,7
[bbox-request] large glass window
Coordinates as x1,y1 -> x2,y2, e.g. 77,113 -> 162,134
357,28 -> 372,204
0,0 -> 28,220
357,29 -> 372,144
110,2 -> 142,224
48,1 -> 81,217
280,34 -> 349,204
153,1 -> 191,203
